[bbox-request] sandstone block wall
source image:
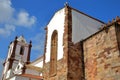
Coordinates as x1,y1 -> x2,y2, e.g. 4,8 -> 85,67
83,24 -> 120,80
43,59 -> 67,80
115,23 -> 120,54
43,5 -> 120,80
67,42 -> 84,80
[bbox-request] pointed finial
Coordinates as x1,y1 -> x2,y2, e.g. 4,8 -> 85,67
112,18 -> 115,22
116,16 -> 120,21
15,36 -> 18,40
21,34 -> 24,38
64,2 -> 69,7
29,40 -> 32,47
108,21 -> 111,25
22,35 -> 24,37
29,40 -> 32,44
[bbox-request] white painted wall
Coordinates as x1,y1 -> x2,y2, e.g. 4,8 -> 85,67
23,47 -> 28,62
6,69 -> 11,79
3,43 -> 14,75
13,60 -> 24,75
72,9 -> 104,43
45,8 -> 65,63
31,57 -> 43,68
34,61 -> 43,68
7,43 -> 14,61
16,76 -> 29,80
9,76 -> 16,80
16,76 -> 39,80
15,44 -> 21,55
15,43 -> 29,62
3,62 -> 9,74
26,69 -> 40,76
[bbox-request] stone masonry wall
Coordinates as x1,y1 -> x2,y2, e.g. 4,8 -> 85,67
83,24 -> 120,80
43,5 -> 70,80
64,5 -> 84,80
68,42 -> 84,80
115,22 -> 120,54
43,59 -> 67,80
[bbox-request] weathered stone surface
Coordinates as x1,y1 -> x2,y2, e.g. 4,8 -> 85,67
43,59 -> 67,80
83,24 -> 120,80
68,42 -> 84,80
43,6 -> 120,80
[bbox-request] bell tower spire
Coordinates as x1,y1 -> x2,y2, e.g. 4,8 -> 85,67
2,36 -> 32,80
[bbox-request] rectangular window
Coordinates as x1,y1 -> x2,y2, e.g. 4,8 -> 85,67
20,46 -> 24,55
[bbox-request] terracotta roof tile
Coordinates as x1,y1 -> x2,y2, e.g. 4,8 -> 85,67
19,74 -> 43,79
25,64 -> 43,72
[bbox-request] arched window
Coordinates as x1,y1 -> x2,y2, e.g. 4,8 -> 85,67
50,30 -> 58,76
20,46 -> 24,55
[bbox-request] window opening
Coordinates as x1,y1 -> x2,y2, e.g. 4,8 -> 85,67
20,46 -> 24,55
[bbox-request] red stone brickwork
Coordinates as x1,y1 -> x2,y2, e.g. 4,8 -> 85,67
83,23 -> 120,80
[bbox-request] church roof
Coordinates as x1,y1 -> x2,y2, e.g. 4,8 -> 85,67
83,16 -> 120,41
25,64 -> 43,72
70,6 -> 105,24
31,56 -> 43,64
17,36 -> 27,43
18,74 -> 43,79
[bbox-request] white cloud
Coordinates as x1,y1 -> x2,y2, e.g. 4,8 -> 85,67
0,0 -> 14,23
0,0 -> 36,36
16,11 -> 36,27
32,33 -> 45,51
30,32 -> 45,59
0,24 -> 15,36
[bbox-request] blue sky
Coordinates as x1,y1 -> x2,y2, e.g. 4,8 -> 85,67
0,0 -> 120,77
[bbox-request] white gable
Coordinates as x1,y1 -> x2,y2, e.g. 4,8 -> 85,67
17,36 -> 27,43
45,8 -> 65,63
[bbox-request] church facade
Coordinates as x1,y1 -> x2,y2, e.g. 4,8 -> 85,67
2,5 -> 120,80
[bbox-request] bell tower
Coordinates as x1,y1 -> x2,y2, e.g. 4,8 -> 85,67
2,36 -> 32,80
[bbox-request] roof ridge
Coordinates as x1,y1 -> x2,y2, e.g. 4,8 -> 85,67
70,7 -> 105,24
